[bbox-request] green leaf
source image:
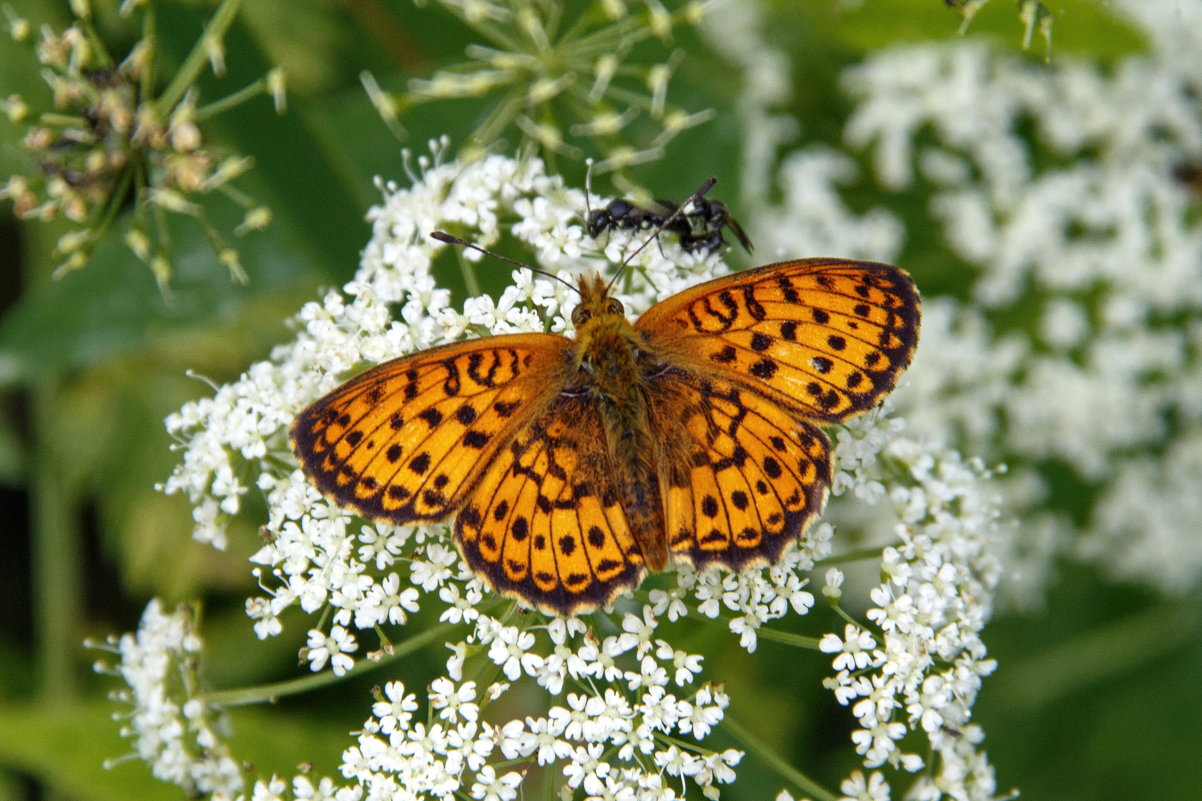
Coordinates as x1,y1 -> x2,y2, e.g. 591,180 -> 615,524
0,702 -> 179,801
816,0 -> 1147,60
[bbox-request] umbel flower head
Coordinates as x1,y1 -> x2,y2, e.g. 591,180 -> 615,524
367,0 -> 713,174
0,1 -> 283,288
99,147 -> 1008,801
820,0 -> 1202,602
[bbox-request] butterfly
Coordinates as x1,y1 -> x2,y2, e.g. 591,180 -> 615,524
291,251 -> 920,616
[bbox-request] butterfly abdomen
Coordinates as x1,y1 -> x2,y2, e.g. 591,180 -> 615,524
597,398 -> 668,572
575,312 -> 670,572
615,469 -> 667,572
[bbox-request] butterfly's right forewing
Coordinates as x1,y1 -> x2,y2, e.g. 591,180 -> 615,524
635,258 -> 920,423
291,334 -> 568,525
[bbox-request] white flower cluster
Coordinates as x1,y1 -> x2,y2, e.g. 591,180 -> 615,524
96,600 -> 243,799
133,146 -> 1004,801
820,411 -> 1004,800
162,146 -> 728,653
769,2 -> 1202,599
330,612 -> 740,801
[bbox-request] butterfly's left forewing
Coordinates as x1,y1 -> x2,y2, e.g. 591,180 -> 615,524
291,334 -> 568,525
636,258 -> 920,423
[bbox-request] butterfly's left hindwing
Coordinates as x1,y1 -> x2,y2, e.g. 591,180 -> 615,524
455,394 -> 646,616
636,258 -> 920,423
290,335 -> 568,524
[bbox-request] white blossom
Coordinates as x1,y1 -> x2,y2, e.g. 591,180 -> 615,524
112,144 -> 999,801
827,4 -> 1202,600
96,601 -> 243,798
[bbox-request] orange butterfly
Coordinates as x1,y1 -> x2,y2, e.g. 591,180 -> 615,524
291,254 -> 920,616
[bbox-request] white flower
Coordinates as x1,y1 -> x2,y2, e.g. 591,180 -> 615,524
291,775 -> 341,800
820,624 -> 879,672
823,568 -> 845,601
306,626 -> 357,675
468,765 -> 522,801
429,677 -> 479,723
486,625 -> 544,681
677,684 -> 729,740
101,601 -> 243,798
655,641 -> 704,686
617,606 -> 658,658
563,743 -> 608,789
549,693 -> 593,742
838,769 -> 890,801
653,744 -> 700,778
372,681 -> 418,734
445,640 -> 468,682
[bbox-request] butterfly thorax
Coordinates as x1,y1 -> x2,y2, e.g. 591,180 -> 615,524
568,274 -> 669,571
569,274 -> 647,402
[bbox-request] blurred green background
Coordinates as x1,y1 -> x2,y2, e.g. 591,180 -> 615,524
1,2 -> 1199,800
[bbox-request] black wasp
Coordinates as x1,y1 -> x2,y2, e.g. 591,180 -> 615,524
587,194 -> 754,255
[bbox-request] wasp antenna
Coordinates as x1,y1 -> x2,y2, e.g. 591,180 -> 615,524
429,231 -> 579,294
605,177 -> 718,294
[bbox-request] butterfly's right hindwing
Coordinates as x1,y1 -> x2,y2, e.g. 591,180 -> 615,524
290,334 -> 568,524
645,369 -> 832,572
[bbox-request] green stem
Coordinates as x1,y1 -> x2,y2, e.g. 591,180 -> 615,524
140,2 -> 157,101
439,4 -> 521,52
156,0 -> 244,114
74,7 -> 114,67
752,627 -> 823,650
90,165 -> 135,238
38,112 -> 93,127
31,377 -> 82,707
204,619 -> 462,706
721,715 -> 839,801
816,543 -> 894,567
460,251 -> 483,299
468,87 -> 527,147
684,610 -> 824,650
194,76 -> 269,121
833,603 -> 865,633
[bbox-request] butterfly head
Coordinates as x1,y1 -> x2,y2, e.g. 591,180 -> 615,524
570,273 -> 626,328
569,272 -> 649,394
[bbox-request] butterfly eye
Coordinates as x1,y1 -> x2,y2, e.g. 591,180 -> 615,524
572,305 -> 591,326
606,298 -> 624,315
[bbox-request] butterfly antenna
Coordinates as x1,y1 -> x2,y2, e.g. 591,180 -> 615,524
584,159 -> 596,220
604,176 -> 717,294
429,231 -> 579,295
